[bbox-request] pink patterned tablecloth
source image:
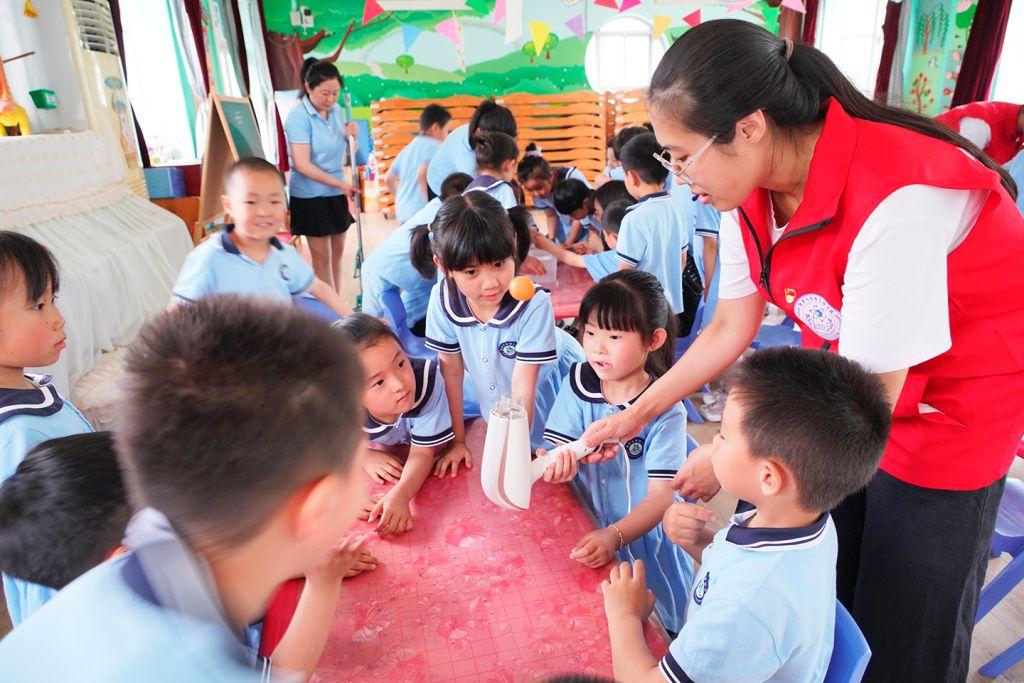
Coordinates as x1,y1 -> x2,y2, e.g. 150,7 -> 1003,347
314,420 -> 668,682
549,263 -> 595,321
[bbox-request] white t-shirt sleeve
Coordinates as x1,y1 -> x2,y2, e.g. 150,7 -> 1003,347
838,184 -> 986,373
957,117 -> 993,152
716,210 -> 759,300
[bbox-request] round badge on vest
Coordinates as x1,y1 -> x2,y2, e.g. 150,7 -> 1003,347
793,293 -> 842,341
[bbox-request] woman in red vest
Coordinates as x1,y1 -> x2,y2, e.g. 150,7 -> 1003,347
583,19 -> 1024,682
937,100 -> 1024,165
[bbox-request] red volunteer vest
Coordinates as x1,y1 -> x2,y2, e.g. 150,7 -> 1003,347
739,99 -> 1024,490
936,101 -> 1024,165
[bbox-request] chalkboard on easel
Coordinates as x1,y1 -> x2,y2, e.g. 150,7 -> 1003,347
197,94 -> 264,235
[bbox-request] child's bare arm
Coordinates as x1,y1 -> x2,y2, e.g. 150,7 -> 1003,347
602,561 -> 665,683
416,164 -> 430,203
533,231 -> 586,268
308,279 -> 353,316
511,362 -> 541,428
564,219 -> 583,246
571,480 -> 675,568
434,353 -> 472,477
368,445 -> 434,535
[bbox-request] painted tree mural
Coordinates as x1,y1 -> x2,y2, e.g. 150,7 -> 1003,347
522,41 -> 536,63
396,54 -> 415,74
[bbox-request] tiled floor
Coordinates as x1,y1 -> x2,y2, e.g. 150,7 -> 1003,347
2,212 -> 1022,681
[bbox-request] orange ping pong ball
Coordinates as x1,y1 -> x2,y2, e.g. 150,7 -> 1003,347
509,276 -> 536,301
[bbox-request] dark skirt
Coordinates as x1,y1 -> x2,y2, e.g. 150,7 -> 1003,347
289,194 -> 354,237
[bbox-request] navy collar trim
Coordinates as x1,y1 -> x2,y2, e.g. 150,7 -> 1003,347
568,362 -> 653,410
464,174 -> 509,193
554,166 -> 577,182
626,191 -> 670,211
0,374 -> 63,424
725,509 -> 831,552
363,357 -> 437,434
439,279 -> 540,329
220,230 -> 283,255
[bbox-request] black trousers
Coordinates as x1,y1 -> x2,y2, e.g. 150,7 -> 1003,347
832,470 -> 1005,682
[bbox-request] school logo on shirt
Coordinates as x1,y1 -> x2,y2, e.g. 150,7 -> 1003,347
793,293 -> 841,341
693,571 -> 711,606
279,263 -> 292,282
498,341 -> 517,359
624,436 -> 645,459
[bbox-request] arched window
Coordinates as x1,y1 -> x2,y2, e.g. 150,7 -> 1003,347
584,16 -> 667,93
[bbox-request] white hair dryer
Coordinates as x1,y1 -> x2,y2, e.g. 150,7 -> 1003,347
480,396 -> 597,510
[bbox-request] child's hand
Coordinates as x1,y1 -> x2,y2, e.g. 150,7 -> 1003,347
662,501 -> 716,550
363,449 -> 405,485
433,441 -> 472,478
358,493 -> 382,521
570,527 -> 620,568
601,560 -> 655,622
520,255 -> 547,276
367,489 -> 414,536
344,549 -> 379,578
307,534 -> 376,588
538,447 -> 578,483
671,444 -> 721,502
566,242 -> 591,255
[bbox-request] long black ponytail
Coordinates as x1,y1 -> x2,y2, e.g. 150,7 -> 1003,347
648,19 -> 1016,200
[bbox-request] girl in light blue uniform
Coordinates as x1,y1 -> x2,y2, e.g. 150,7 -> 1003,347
462,131 -> 520,210
361,173 -> 472,331
426,99 -> 517,196
540,270 -> 693,634
518,150 -> 594,242
417,192 -> 584,476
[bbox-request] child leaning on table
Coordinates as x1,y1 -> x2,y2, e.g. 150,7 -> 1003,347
601,347 -> 891,683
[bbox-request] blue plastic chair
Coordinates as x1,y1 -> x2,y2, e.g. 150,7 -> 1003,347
293,295 -> 340,323
974,476 -> 1024,677
750,316 -> 802,350
380,287 -> 432,359
824,602 -> 871,683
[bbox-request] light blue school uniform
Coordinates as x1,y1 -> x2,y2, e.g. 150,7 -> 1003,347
533,166 -> 592,243
363,357 -> 453,448
616,191 -> 689,314
0,508 -> 270,682
582,250 -> 618,281
543,362 -> 693,634
603,165 -> 626,182
1006,150 -> 1024,215
284,97 -> 351,199
362,211 -> 439,326
172,231 -> 315,305
670,183 -> 721,284
425,281 -> 584,449
660,509 -> 837,683
427,124 -> 475,196
391,134 -> 441,224
464,174 -> 518,210
0,375 -> 93,626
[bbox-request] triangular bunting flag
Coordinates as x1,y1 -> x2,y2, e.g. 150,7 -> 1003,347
436,17 -> 461,46
565,13 -> 585,40
619,0 -> 642,11
401,24 -> 423,52
362,0 -> 384,25
780,0 -> 807,12
493,0 -> 505,25
529,20 -> 551,56
652,14 -> 671,38
683,10 -> 701,27
594,0 -> 619,9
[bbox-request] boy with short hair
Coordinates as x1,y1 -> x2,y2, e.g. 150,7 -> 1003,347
0,296 -> 369,682
552,178 -> 595,244
615,133 -> 690,329
0,231 -> 93,625
602,347 -> 891,683
531,199 -> 633,282
386,103 -> 452,223
172,158 -> 351,317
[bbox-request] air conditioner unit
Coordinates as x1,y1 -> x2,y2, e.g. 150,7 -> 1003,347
60,0 -> 145,196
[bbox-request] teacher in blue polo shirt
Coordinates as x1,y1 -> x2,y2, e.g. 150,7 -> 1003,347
284,58 -> 359,292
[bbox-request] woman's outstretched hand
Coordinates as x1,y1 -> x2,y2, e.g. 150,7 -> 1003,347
580,408 -> 645,463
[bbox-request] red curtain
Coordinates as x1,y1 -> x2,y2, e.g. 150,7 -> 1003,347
800,0 -> 820,46
873,1 -> 903,103
952,0 -> 1013,106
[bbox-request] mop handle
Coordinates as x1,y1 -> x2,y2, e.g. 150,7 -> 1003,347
343,91 -> 365,286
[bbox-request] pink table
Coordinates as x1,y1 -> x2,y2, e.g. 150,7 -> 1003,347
314,420 -> 668,682
549,263 -> 595,321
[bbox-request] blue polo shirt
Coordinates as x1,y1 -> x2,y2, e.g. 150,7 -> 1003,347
582,250 -> 618,281
427,124 -> 475,196
173,231 -> 315,305
616,191 -> 689,314
284,97 -> 349,199
464,174 -> 518,210
543,362 -> 693,633
1007,150 -> 1024,215
532,166 -> 592,243
425,281 -> 584,449
660,509 -> 837,683
391,134 -> 441,223
0,375 -> 93,626
671,183 -> 721,283
0,508 -> 269,682
363,357 -> 453,448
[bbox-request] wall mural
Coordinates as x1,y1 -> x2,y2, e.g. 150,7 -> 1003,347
260,1 -> 779,111
904,0 -> 977,116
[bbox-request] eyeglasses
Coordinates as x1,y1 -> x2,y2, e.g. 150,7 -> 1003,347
653,134 -> 719,185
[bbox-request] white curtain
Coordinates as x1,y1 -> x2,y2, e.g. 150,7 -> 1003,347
887,0 -> 911,108
167,0 -> 209,158
237,0 -> 279,163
